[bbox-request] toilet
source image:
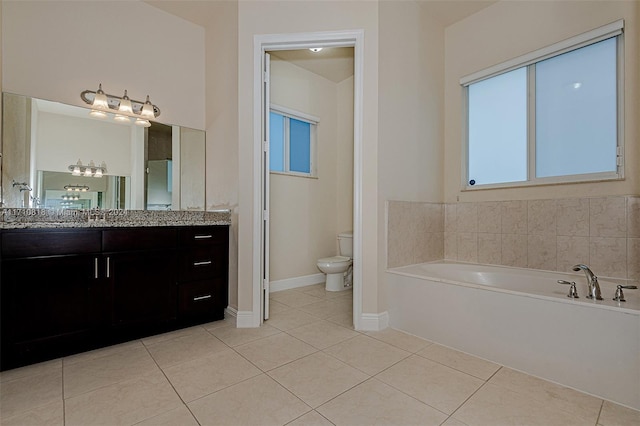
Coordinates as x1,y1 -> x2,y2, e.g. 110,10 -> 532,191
317,232 -> 353,292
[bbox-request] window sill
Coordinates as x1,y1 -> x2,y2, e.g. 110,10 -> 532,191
270,171 -> 318,180
462,173 -> 623,192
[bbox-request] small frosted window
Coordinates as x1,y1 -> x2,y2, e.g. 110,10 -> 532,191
269,112 -> 285,172
289,118 -> 311,174
535,38 -> 617,178
468,68 -> 528,185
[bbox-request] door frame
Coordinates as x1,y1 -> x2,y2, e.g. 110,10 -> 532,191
252,30 -> 364,329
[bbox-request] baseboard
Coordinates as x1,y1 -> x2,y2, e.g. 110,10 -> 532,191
235,310 -> 258,328
270,273 -> 325,293
358,311 -> 389,331
224,306 -> 237,325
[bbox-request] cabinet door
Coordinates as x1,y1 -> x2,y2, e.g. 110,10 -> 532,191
109,250 -> 177,327
1,255 -> 101,366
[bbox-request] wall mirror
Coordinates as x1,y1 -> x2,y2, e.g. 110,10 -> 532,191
1,92 -> 206,211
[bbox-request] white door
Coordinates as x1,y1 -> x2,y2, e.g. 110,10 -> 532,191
261,52 -> 271,321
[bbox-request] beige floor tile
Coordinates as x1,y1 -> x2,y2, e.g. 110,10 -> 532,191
317,378 -> 448,426
0,358 -> 62,383
366,328 -> 432,353
453,383 -> 587,426
266,308 -> 322,331
323,335 -> 410,375
442,417 -> 469,426
235,333 -> 317,371
141,324 -> 207,347
201,318 -> 233,331
269,352 -> 368,408
268,299 -> 291,314
146,327 -> 229,368
489,367 -> 602,423
135,404 -> 199,426
64,344 -> 160,398
0,369 -> 62,419
287,410 -> 335,426
208,323 -> 281,347
64,340 -> 144,366
287,320 -> 359,350
299,299 -> 353,319
417,344 -> 500,380
598,400 -> 640,425
188,374 -> 310,426
64,370 -> 182,426
0,399 -> 63,426
163,348 -> 262,402
301,285 -> 350,300
271,290 -> 323,307
376,354 -> 483,414
325,312 -> 355,329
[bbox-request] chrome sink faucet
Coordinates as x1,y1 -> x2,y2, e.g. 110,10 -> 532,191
573,264 -> 603,300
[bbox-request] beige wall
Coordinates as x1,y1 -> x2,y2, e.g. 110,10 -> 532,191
377,1 -> 446,312
237,1 -> 379,314
201,1 -> 240,309
2,1 -> 205,130
336,76 -> 354,234
444,0 -> 640,203
269,58 -> 353,281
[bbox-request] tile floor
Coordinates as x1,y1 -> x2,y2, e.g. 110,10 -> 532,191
1,283 -> 638,426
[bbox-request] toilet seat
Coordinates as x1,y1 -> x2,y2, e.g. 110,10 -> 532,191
317,255 -> 351,265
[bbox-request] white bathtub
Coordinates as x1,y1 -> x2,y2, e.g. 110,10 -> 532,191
386,261 -> 640,410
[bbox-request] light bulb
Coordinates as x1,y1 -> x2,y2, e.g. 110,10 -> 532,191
92,84 -> 109,110
94,168 -> 103,178
72,159 -> 82,176
140,96 -> 155,120
135,118 -> 151,127
89,110 -> 108,119
118,90 -> 133,115
309,47 -> 323,52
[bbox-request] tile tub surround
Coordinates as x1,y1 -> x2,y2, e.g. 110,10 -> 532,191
0,208 -> 231,229
388,196 -> 640,280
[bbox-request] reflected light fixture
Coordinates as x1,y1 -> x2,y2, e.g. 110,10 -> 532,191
81,84 -> 160,128
64,184 -> 90,192
68,159 -> 107,178
309,47 -> 323,53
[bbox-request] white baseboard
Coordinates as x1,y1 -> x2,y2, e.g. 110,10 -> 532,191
270,273 -> 325,293
358,311 -> 389,331
235,310 -> 258,328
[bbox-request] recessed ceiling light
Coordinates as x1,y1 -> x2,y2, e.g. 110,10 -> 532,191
309,47 -> 323,53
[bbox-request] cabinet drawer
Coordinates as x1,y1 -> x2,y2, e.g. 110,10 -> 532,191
179,246 -> 227,281
2,230 -> 101,258
178,279 -> 224,319
103,228 -> 177,252
179,226 -> 228,247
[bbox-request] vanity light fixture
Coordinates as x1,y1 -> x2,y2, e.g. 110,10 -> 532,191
61,194 -> 80,201
68,159 -> 107,178
64,185 -> 90,192
80,84 -> 160,128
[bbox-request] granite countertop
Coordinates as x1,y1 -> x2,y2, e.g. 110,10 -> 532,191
0,208 -> 232,229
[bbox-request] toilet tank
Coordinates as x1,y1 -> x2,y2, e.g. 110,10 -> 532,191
338,232 -> 353,257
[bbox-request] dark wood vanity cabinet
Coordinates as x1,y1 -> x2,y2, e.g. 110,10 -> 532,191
0,225 -> 229,370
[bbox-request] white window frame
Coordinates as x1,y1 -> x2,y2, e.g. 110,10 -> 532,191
269,104 -> 319,178
461,20 -> 624,191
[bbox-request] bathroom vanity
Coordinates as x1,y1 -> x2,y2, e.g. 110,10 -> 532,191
0,210 -> 230,370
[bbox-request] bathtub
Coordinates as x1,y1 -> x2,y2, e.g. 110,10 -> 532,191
386,261 -> 640,410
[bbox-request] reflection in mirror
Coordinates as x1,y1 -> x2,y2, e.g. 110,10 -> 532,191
37,171 -> 129,210
1,92 -> 206,211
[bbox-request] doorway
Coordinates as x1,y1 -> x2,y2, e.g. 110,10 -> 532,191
252,30 -> 365,329
266,47 -> 355,322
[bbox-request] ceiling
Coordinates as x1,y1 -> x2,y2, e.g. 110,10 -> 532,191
420,0 -> 498,27
270,48 -> 354,84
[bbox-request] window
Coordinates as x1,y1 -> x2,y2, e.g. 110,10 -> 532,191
463,21 -> 623,189
269,107 -> 318,177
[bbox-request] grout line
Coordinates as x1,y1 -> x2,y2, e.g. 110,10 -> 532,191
594,399 -> 605,426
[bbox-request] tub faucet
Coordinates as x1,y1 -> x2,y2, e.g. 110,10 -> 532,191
572,264 -> 603,300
